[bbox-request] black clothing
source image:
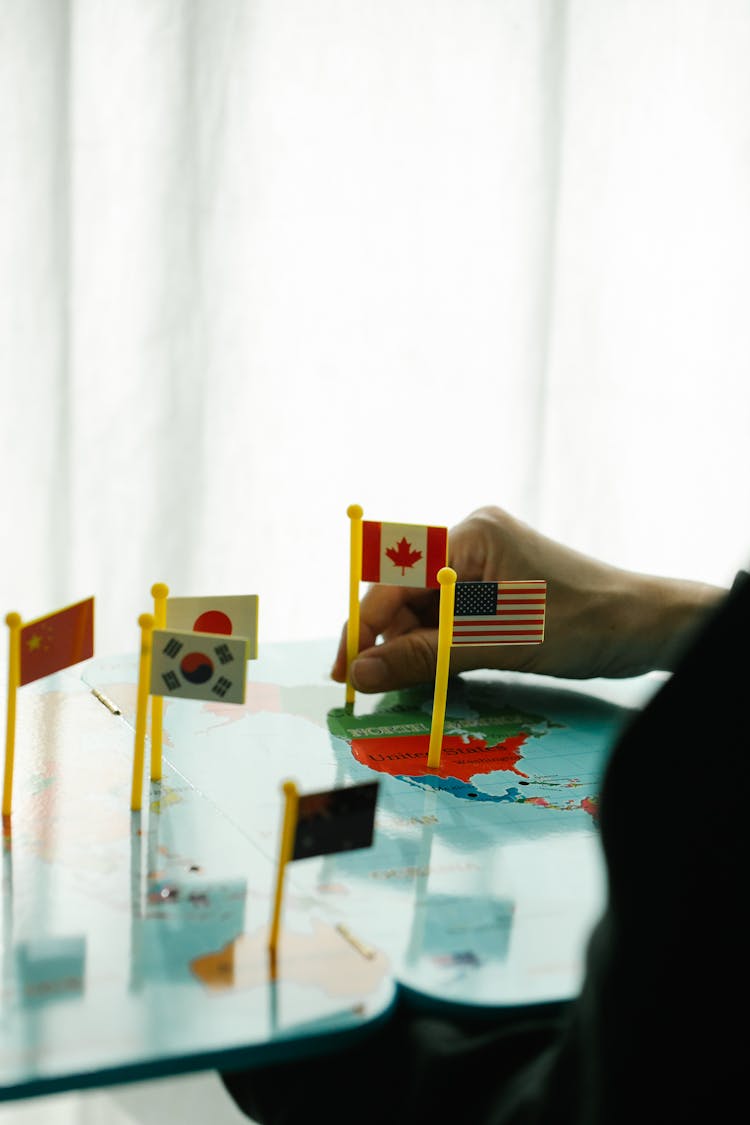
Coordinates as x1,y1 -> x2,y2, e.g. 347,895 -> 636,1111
222,571 -> 749,1124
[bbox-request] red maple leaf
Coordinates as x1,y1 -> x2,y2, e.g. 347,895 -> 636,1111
385,537 -> 423,575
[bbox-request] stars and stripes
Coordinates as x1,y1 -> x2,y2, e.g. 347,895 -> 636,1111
451,581 -> 547,646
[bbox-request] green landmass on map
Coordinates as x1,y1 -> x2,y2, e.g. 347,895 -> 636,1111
324,686 -> 599,814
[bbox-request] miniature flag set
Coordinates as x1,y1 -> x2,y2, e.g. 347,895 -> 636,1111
343,505 -> 547,766
3,506 -> 546,969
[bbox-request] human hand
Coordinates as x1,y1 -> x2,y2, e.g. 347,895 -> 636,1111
330,505 -> 725,692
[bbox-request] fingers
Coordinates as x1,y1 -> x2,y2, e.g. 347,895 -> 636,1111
348,629 -> 439,692
347,626 -> 539,693
448,505 -> 530,581
329,585 -> 437,683
447,511 -> 493,579
330,505 -> 536,691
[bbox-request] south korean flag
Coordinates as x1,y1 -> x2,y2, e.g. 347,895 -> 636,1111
150,628 -> 247,704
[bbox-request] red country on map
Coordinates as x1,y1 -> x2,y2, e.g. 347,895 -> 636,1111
350,733 -> 530,782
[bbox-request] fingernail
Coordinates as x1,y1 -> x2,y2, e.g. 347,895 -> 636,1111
350,656 -> 387,690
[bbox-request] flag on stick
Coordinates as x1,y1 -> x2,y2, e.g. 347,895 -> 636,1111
19,597 -> 94,686
291,780 -> 379,860
345,506 -> 448,706
345,505 -> 364,706
147,589 -> 258,781
165,594 -> 259,660
4,598 -> 95,820
268,779 -> 379,976
428,572 -> 547,768
150,628 -> 247,704
451,581 -> 547,646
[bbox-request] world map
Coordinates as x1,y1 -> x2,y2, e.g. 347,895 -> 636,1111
0,640 -> 661,1097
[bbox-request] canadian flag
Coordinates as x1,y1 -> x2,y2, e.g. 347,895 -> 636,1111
361,521 -> 448,589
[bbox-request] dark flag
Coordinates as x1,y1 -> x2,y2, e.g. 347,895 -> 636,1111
291,780 -> 379,861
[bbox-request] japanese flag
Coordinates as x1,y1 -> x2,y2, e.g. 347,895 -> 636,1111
165,595 -> 258,659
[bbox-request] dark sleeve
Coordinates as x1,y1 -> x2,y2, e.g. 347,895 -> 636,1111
520,568 -> 750,1124
222,573 -> 750,1125
221,997 -> 568,1125
732,568 -> 750,590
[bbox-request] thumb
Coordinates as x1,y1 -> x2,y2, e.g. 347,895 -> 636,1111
349,630 -> 439,693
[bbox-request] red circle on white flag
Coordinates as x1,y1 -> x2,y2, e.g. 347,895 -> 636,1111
193,610 -> 233,635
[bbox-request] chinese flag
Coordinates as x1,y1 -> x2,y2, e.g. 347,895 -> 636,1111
19,597 -> 95,686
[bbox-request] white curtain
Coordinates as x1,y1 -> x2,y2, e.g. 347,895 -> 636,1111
0,0 -> 749,1112
2,0 -> 749,663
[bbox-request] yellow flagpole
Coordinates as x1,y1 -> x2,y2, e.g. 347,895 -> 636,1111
131,613 -> 154,812
268,779 -> 299,979
345,504 -> 363,707
427,567 -> 456,769
3,613 -> 22,821
150,583 -> 169,781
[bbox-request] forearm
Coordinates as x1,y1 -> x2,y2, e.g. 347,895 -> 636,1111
331,502 -> 734,693
593,571 -> 728,678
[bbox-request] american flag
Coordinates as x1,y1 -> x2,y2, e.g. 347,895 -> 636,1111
451,581 -> 547,646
